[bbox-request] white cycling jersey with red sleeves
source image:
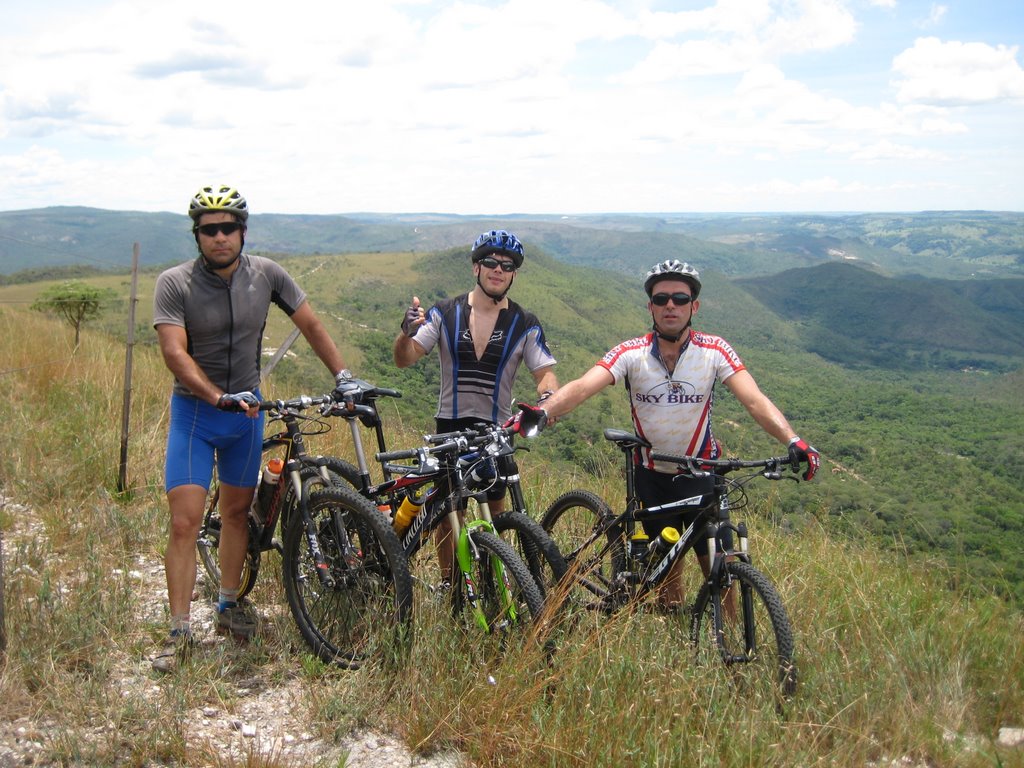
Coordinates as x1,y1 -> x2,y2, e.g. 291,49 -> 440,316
597,329 -> 745,472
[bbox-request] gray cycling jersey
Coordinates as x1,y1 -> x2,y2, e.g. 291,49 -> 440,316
153,254 -> 306,397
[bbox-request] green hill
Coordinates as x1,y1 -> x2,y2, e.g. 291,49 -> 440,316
736,262 -> 1024,371
4,243 -> 1023,603
4,207 -> 1023,280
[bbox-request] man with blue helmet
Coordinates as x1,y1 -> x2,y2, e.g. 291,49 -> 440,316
393,229 -> 559,586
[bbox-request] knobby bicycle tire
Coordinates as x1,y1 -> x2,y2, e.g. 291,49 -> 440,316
282,485 -> 413,668
540,490 -> 625,607
452,529 -> 545,638
492,511 -> 568,597
690,560 -> 797,697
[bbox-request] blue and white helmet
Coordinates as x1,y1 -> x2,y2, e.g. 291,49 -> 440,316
644,259 -> 701,298
471,230 -> 524,268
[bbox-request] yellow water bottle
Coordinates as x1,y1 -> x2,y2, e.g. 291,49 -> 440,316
629,529 -> 650,561
649,526 -> 680,558
393,490 -> 424,535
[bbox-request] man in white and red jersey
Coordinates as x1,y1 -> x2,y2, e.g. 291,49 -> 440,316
525,259 -> 819,605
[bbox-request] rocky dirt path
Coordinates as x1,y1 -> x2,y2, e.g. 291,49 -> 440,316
0,496 -> 467,767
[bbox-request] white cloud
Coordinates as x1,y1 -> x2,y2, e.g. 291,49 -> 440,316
0,1 -> 1021,213
923,4 -> 949,28
892,37 -> 1024,105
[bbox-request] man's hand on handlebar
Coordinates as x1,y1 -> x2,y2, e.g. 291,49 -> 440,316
332,374 -> 373,405
216,391 -> 260,417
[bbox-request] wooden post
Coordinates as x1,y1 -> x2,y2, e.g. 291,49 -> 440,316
261,326 -> 302,382
117,243 -> 140,494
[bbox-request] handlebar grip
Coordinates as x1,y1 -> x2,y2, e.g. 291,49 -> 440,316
376,447 -> 420,462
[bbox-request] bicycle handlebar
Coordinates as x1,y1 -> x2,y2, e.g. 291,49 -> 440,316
375,423 -> 513,464
258,393 -> 334,413
650,452 -> 799,476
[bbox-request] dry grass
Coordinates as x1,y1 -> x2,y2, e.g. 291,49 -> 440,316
1,305 -> 1023,767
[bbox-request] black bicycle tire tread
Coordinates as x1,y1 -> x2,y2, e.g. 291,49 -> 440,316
466,529 -> 545,625
540,489 -> 614,532
282,484 -> 413,667
492,511 -> 569,587
691,560 -> 796,695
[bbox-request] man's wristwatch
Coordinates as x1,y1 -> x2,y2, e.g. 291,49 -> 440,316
335,369 -> 354,386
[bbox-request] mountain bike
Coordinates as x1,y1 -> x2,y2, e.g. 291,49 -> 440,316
330,384 -> 567,599
196,393 -> 413,667
369,422 -> 548,638
541,428 -> 798,696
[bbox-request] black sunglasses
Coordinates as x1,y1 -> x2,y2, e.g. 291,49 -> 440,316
196,222 -> 243,237
651,292 -> 694,307
476,256 -> 517,273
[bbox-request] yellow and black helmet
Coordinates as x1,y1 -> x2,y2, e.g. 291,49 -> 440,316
188,184 -> 249,222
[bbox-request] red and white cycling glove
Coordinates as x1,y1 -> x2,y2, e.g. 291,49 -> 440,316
788,437 -> 820,481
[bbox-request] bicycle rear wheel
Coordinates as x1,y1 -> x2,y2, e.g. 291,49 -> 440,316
196,485 -> 261,600
452,529 -> 545,640
492,511 -> 567,597
690,560 -> 797,697
540,490 -> 624,609
282,485 -> 413,668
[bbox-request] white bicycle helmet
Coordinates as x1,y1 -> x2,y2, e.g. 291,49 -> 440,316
644,259 -> 701,298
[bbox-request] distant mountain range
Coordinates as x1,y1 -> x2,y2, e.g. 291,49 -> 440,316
1,206 -> 1021,281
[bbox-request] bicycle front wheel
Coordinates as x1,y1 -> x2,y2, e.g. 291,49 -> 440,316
690,560 -> 797,697
453,530 -> 545,639
540,490 -> 624,607
282,485 -> 413,668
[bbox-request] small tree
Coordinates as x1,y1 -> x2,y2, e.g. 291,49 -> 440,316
31,280 -> 111,347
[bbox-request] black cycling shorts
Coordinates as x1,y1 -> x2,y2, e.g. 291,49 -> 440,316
634,465 -> 730,557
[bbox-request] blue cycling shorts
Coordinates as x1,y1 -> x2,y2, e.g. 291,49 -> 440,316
164,392 -> 265,492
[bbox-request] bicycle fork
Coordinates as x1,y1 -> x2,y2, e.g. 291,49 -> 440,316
292,460 -> 359,589
453,515 -> 517,632
706,520 -> 757,665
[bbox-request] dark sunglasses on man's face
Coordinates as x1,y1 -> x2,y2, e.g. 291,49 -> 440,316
477,256 -> 517,273
650,292 -> 694,307
196,222 -> 243,238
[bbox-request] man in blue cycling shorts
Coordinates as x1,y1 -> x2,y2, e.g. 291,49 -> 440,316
151,184 -> 357,672
519,260 -> 819,608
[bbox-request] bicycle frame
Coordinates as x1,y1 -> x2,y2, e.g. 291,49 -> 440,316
562,429 -> 792,609
377,429 -> 522,631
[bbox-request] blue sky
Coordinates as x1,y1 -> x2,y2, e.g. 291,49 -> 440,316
1,0 -> 1022,215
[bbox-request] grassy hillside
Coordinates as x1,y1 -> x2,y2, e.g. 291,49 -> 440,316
3,249 -> 1023,604
736,262 -> 1024,371
1,305 -> 1023,766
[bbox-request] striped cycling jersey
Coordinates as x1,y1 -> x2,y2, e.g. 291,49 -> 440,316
411,293 -> 556,424
598,330 -> 745,472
